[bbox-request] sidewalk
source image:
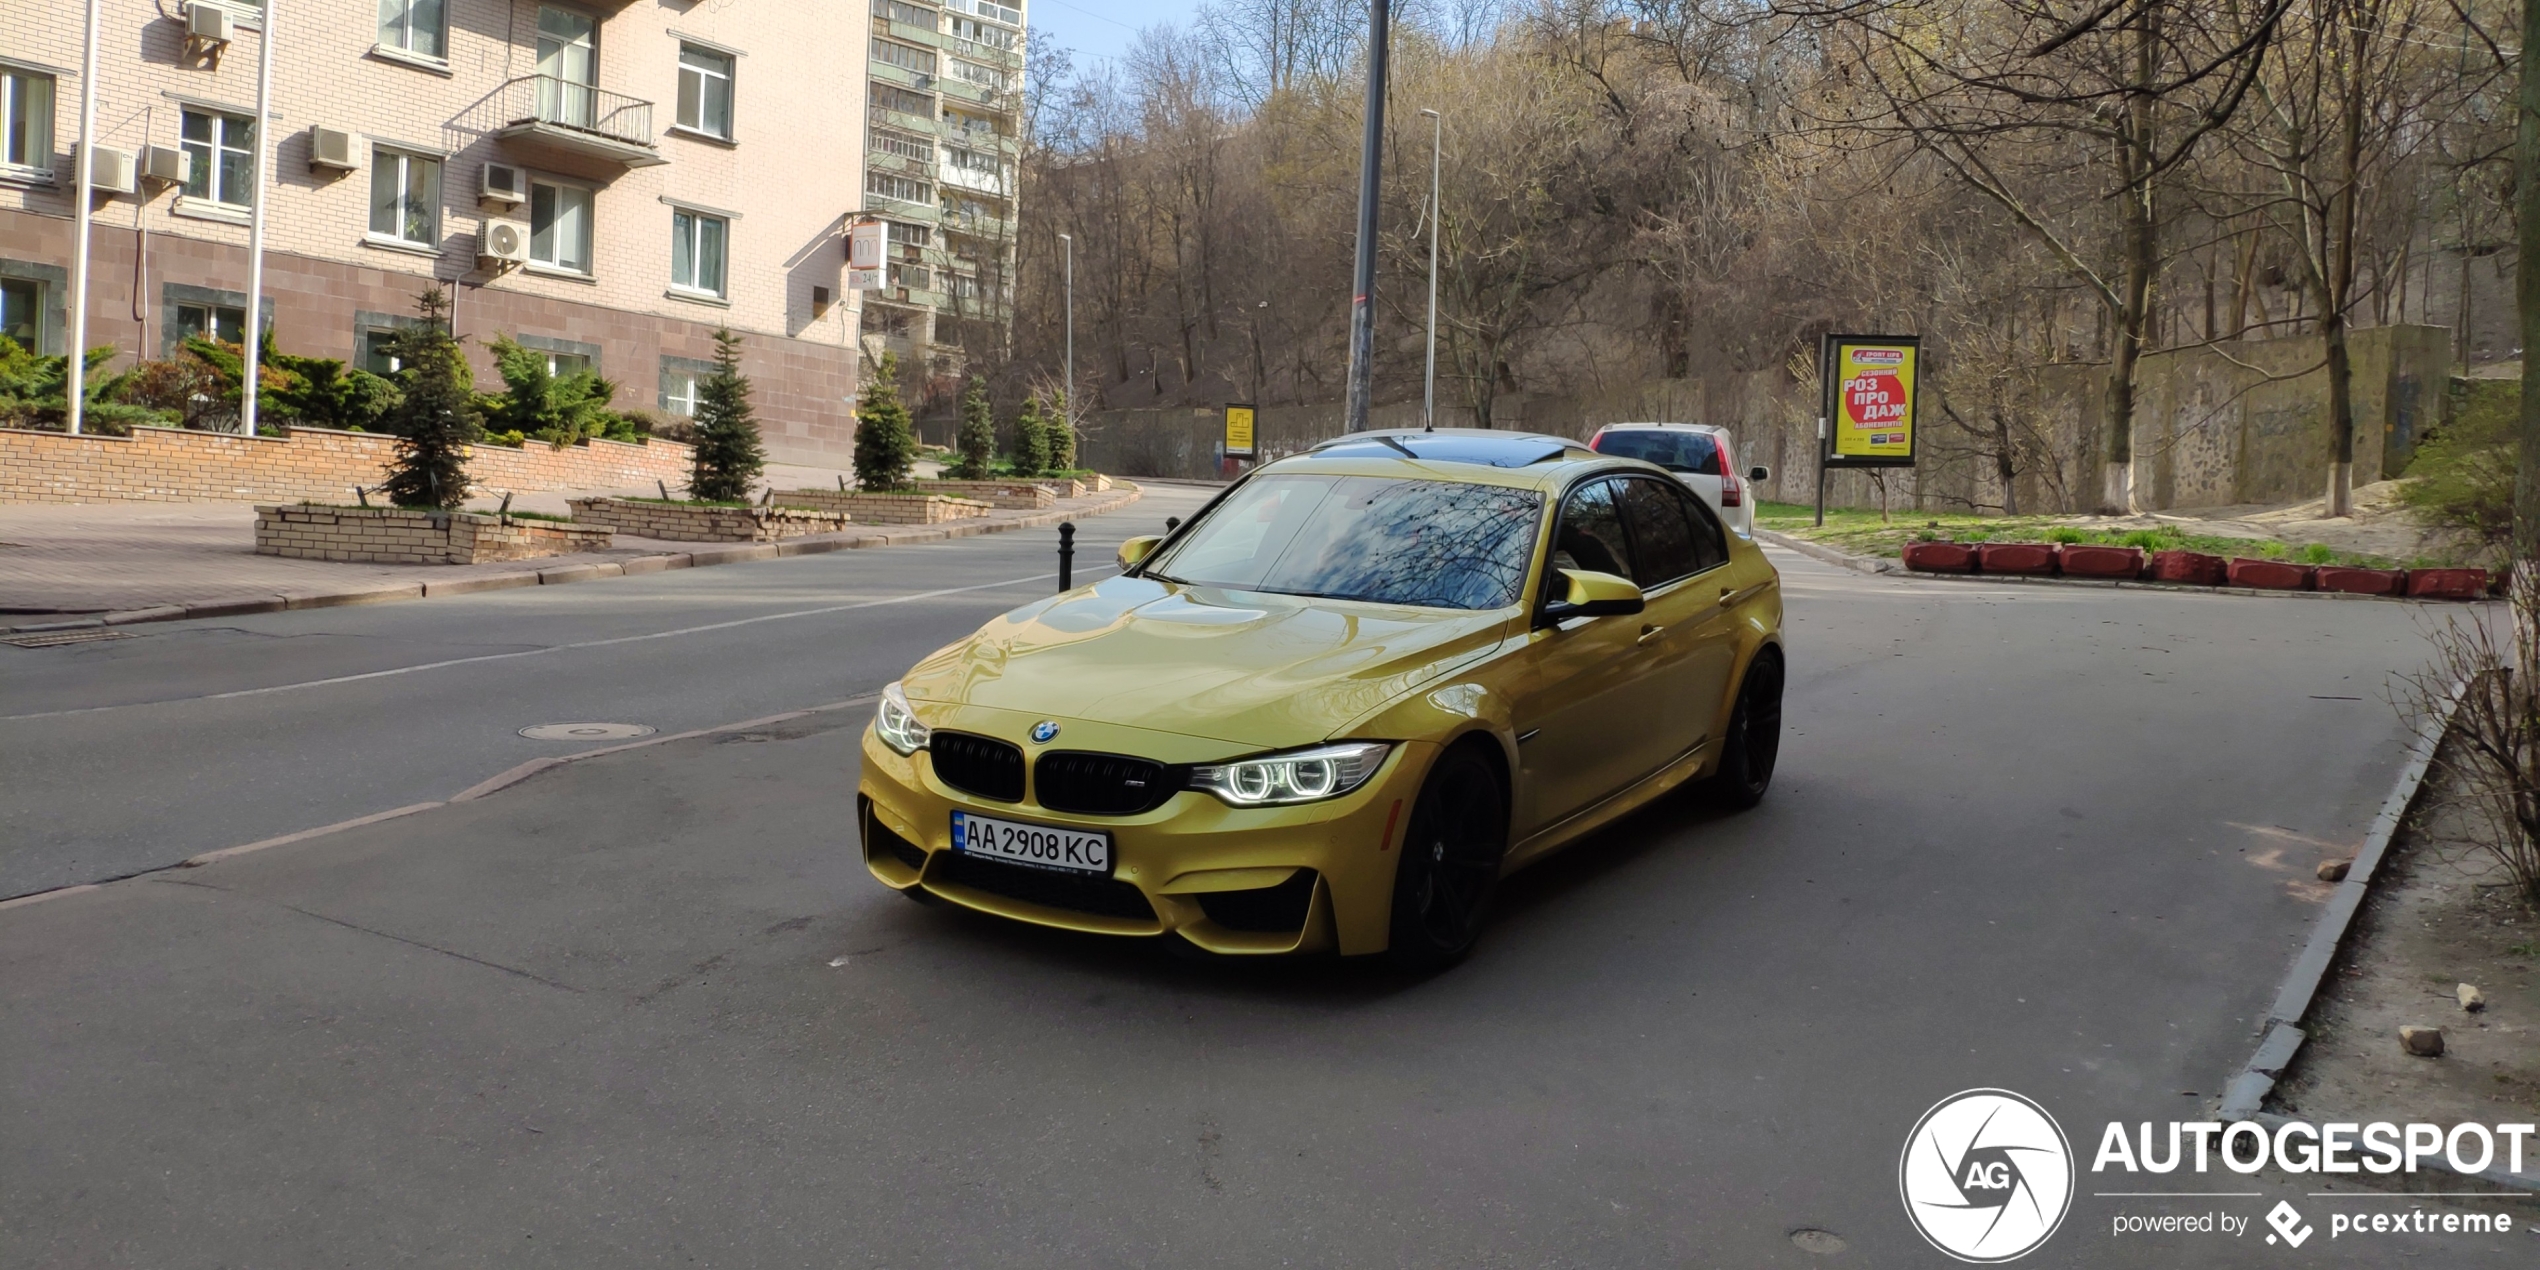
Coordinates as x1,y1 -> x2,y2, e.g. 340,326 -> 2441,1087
0,468 -> 1142,625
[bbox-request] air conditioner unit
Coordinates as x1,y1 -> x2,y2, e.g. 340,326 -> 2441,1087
139,145 -> 192,186
480,163 -> 527,207
307,126 -> 356,172
185,2 -> 235,45
86,145 -> 138,195
478,218 -> 531,267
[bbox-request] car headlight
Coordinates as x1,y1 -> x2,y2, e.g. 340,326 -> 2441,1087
875,681 -> 930,755
1188,741 -> 1391,807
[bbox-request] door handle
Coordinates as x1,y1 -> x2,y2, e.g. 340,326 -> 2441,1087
1718,585 -> 1738,607
1637,623 -> 1666,644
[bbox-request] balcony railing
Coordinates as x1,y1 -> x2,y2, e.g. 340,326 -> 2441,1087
487,75 -> 662,166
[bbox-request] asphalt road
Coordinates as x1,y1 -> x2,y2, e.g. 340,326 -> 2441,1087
4,512 -> 2521,1267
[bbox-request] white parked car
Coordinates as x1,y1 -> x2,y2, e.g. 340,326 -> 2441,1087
1586,422 -> 1768,538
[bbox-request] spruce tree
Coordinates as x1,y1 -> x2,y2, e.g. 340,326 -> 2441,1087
853,351 -> 917,492
378,290 -> 481,509
688,328 -> 765,502
1009,393 -> 1050,477
1044,388 -> 1077,473
950,376 -> 997,479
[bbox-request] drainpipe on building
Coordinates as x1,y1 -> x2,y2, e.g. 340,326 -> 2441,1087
238,0 -> 278,438
66,0 -> 101,436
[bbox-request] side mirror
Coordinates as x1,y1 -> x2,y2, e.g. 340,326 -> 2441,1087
1541,568 -> 1645,625
1117,534 -> 1164,570
1748,465 -> 1771,483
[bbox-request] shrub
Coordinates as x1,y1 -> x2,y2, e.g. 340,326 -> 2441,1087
2042,526 -> 2087,544
483,335 -> 622,448
0,337 -> 169,434
853,352 -> 918,492
377,291 -> 481,509
689,329 -> 767,502
2396,378 -> 2514,560
949,376 -> 997,479
2296,542 -> 2336,565
1044,389 -> 1077,472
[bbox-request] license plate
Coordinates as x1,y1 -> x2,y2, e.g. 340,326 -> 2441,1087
950,811 -> 1112,875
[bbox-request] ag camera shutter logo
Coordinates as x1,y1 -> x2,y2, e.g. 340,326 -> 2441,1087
1899,1088 -> 2075,1262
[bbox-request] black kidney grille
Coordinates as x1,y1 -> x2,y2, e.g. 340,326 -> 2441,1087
931,850 -> 1156,922
929,731 -> 1025,802
1034,751 -> 1177,816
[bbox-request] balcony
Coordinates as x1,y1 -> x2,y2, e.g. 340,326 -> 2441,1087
486,76 -> 665,169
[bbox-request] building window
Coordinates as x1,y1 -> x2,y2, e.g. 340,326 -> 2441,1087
880,0 -> 937,28
542,350 -> 591,376
670,209 -> 727,297
1,277 -> 43,350
946,0 -> 1022,26
368,148 -> 441,246
941,192 -> 995,228
359,327 -> 403,375
872,39 -> 937,77
946,16 -> 1014,53
528,179 -> 593,273
660,355 -> 713,417
181,109 -> 256,207
376,0 -> 446,60
2,68 -> 54,171
861,303 -> 915,337
942,107 -> 1000,141
176,302 -> 248,347
869,128 -> 932,163
865,171 -> 931,205
887,220 -> 931,249
947,58 -> 1008,92
888,261 -> 931,291
868,82 -> 933,119
676,45 -> 734,139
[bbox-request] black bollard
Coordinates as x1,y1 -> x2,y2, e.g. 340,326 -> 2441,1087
1057,521 -> 1075,592
1166,516 -> 1180,532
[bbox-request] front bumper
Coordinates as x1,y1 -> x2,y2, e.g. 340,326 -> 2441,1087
857,717 -> 1434,956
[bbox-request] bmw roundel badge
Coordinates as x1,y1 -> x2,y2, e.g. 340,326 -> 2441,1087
1030,720 -> 1061,744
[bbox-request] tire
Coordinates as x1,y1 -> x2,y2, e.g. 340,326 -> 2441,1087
1384,745 -> 1509,972
1709,649 -> 1783,810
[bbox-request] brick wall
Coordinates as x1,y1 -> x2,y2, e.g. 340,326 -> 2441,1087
256,505 -> 612,565
566,497 -> 846,542
772,489 -> 991,523
0,425 -> 694,505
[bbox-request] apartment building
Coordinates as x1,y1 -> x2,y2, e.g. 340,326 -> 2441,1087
0,0 -> 880,462
858,0 -> 1024,384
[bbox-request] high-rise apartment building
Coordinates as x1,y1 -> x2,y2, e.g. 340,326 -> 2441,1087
0,1 -> 952,463
857,0 -> 1023,388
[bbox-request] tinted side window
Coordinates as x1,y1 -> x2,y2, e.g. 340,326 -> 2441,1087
1616,477 -> 1701,585
1551,478 -> 1633,581
1679,481 -> 1730,573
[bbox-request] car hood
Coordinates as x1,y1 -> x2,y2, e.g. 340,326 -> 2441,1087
900,575 -> 1511,748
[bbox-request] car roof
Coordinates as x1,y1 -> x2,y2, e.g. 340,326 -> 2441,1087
1267,429 -> 1639,491
1591,421 -> 1727,435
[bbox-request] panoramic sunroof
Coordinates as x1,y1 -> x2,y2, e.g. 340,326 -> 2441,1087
1310,432 -> 1578,468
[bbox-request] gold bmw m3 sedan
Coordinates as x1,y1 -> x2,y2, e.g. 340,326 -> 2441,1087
858,429 -> 1784,969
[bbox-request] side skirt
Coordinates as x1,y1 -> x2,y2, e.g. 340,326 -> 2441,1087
1501,742 -> 1708,873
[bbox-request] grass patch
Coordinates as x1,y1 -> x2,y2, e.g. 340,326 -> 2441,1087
620,495 -> 756,509
1754,501 -> 2420,569
500,509 -> 575,523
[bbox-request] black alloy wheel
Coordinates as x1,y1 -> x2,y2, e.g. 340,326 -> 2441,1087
1710,650 -> 1783,810
1384,745 -> 1509,971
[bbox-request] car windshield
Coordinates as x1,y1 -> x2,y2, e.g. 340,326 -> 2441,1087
1592,429 -> 1722,476
1145,475 -> 1542,610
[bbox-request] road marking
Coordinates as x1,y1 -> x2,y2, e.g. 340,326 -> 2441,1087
0,569 -> 1094,722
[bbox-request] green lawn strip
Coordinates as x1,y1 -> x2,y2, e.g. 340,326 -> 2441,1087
1753,501 -> 2419,570
619,495 -> 756,509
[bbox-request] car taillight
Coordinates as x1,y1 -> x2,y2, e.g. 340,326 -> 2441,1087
1720,473 -> 1743,507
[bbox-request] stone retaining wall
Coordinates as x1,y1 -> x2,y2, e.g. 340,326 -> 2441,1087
907,480 -> 1057,510
256,505 -> 614,565
568,497 -> 849,542
3,425 -> 694,506
772,489 -> 992,523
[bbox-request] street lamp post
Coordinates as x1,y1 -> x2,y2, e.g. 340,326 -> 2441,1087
65,0 -> 101,436
239,0 -> 278,437
1420,107 -> 1440,432
1342,0 -> 1393,434
1058,232 -> 1072,434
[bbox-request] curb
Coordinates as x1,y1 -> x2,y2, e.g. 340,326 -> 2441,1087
1753,530 -> 2493,606
1,485 -> 1144,634
2213,681 -> 2533,1194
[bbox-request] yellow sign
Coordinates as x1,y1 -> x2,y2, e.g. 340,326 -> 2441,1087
1826,337 -> 1918,465
1224,404 -> 1256,457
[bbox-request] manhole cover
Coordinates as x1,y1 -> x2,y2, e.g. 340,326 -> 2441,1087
1789,1228 -> 1848,1255
519,722 -> 656,741
3,628 -> 139,649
